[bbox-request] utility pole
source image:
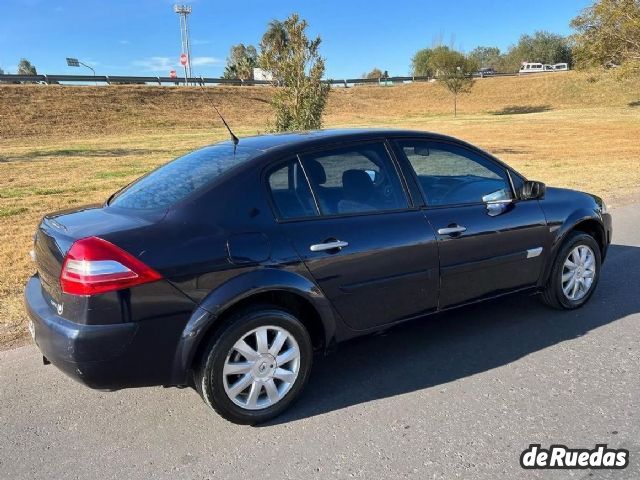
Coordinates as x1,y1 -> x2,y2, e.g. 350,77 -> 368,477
174,4 -> 193,81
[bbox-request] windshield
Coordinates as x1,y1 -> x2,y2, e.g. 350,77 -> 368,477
109,144 -> 261,209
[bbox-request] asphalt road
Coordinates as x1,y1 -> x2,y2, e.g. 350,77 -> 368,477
1,202 -> 639,480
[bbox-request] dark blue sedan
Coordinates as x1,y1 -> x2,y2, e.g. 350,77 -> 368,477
25,129 -> 612,424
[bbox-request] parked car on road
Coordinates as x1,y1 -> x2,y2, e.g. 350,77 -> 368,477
478,67 -> 496,77
519,62 -> 569,74
519,62 -> 545,74
25,129 -> 612,424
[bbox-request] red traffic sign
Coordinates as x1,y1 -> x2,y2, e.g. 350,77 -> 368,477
179,53 -> 188,66
169,69 -> 177,78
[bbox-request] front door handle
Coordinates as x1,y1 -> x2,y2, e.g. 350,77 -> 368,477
437,225 -> 467,235
309,240 -> 349,252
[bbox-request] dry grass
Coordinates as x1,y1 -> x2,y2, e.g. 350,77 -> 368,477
1,71 -> 639,348
2,70 -> 638,139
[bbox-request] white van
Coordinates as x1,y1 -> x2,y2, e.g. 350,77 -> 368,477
519,62 -> 544,74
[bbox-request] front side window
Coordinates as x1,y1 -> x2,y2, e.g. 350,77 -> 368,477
267,159 -> 319,220
397,140 -> 513,206
299,142 -> 408,215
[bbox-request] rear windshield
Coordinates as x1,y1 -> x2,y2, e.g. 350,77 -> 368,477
109,144 -> 261,209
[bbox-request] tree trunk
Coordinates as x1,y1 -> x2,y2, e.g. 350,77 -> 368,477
454,94 -> 457,117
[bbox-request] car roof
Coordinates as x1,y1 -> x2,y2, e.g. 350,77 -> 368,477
215,128 -> 455,155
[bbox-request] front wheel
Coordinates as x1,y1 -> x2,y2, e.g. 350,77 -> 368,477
540,232 -> 601,309
195,306 -> 313,425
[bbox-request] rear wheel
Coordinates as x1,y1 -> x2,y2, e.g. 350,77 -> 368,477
540,232 -> 601,309
195,305 -> 313,425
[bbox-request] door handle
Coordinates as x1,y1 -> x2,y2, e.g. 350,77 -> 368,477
309,240 -> 349,252
437,225 -> 467,235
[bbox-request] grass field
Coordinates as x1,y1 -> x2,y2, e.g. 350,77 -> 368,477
1,71 -> 639,348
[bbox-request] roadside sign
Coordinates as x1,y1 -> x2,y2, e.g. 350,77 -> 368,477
179,53 -> 188,66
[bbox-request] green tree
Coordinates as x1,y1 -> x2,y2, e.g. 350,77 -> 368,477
222,64 -> 237,80
468,46 -> 502,69
364,67 -> 384,79
222,43 -> 257,81
411,48 -> 434,77
263,20 -> 288,55
17,58 -> 37,75
258,13 -> 330,131
506,31 -> 572,68
259,19 -> 288,85
429,46 -> 478,116
571,0 -> 640,71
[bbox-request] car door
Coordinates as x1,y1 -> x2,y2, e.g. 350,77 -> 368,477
393,138 -> 549,309
265,141 -> 439,331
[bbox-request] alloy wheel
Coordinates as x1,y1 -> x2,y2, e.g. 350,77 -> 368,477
222,325 -> 301,410
561,245 -> 596,301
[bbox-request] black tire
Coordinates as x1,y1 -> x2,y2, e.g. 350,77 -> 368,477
540,232 -> 601,310
195,305 -> 313,425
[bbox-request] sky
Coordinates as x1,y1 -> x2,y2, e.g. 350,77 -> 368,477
0,0 -> 593,79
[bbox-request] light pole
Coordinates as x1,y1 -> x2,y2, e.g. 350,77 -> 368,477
66,57 -> 96,85
173,5 -> 193,82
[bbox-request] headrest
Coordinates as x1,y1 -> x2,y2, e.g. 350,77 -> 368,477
342,169 -> 374,201
304,159 -> 326,185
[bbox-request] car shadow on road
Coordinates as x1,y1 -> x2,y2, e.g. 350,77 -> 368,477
262,243 -> 640,426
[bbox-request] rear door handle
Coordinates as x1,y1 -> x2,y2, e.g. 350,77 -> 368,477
437,225 -> 467,235
309,240 -> 349,252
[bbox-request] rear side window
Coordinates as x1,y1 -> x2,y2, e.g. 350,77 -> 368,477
110,144 -> 260,209
267,159 -> 319,220
299,142 -> 408,216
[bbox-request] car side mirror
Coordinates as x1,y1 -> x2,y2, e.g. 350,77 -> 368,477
520,180 -> 546,200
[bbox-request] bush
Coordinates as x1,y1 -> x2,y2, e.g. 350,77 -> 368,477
259,14 -> 330,132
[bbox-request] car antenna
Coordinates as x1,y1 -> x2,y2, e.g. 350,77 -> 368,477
197,78 -> 239,149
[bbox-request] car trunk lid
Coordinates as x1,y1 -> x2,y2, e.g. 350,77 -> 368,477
33,205 -> 162,304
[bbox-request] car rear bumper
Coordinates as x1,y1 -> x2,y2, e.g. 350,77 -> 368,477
25,274 -> 188,390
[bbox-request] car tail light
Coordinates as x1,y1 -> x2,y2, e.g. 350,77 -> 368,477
60,236 -> 162,295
